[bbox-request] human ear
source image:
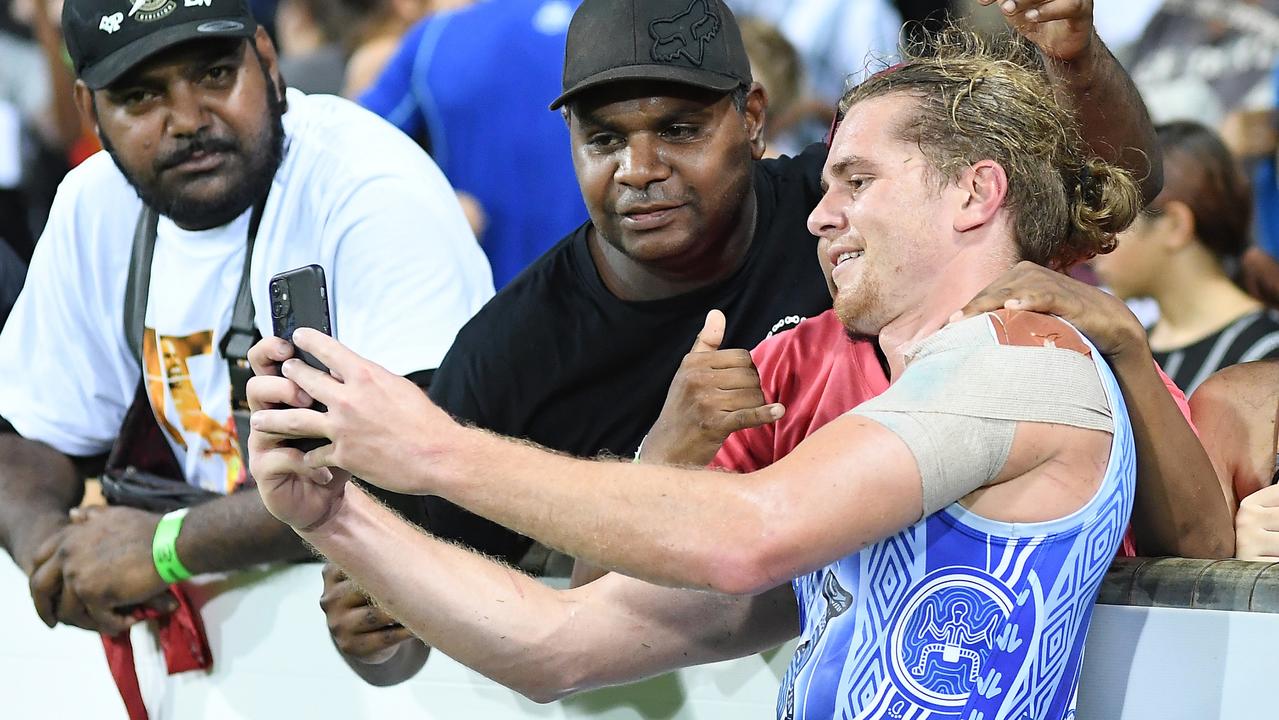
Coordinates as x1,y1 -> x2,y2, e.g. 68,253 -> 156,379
252,28 -> 285,102
953,159 -> 1008,233
72,81 -> 101,140
1157,200 -> 1197,252
743,82 -> 768,160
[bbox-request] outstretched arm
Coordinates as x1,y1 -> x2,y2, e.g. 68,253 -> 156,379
299,485 -> 798,702
956,262 -> 1234,557
252,325 -> 1112,596
987,0 -> 1163,202
250,335 -> 433,686
250,328 -> 922,595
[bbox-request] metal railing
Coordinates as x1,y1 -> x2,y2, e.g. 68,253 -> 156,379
1098,556 -> 1279,612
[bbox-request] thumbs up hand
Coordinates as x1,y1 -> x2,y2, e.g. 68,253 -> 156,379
688,306 -> 727,353
639,310 -> 784,467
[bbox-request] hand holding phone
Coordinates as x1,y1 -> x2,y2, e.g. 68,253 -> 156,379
269,264 -> 332,452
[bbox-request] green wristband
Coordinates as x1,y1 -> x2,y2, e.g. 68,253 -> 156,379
152,508 -> 193,584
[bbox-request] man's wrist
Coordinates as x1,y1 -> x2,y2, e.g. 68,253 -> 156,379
14,514 -> 68,575
1102,324 -> 1151,368
299,496 -> 347,537
413,421 -> 477,496
152,508 -> 194,584
1045,30 -> 1102,88
298,485 -> 356,543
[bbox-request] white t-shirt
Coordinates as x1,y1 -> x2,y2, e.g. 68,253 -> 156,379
0,89 -> 494,493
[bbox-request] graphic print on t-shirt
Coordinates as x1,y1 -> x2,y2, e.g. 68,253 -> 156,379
143,326 -> 245,494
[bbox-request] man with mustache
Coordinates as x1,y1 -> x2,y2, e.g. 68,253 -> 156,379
0,0 -> 491,669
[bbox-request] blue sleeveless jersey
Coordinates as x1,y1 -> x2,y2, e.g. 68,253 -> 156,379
777,345 -> 1135,720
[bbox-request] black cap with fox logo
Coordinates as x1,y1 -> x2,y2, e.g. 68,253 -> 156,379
63,0 -> 258,90
550,0 -> 752,110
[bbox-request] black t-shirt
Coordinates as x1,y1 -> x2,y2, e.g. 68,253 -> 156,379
424,143 -> 832,562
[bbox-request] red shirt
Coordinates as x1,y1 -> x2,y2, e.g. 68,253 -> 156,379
714,309 -> 889,473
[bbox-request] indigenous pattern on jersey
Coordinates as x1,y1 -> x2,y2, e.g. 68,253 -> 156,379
776,331 -> 1135,720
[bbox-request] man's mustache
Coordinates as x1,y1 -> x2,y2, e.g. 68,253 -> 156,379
155,134 -> 240,172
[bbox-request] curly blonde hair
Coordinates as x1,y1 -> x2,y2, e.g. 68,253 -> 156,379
838,26 -> 1142,269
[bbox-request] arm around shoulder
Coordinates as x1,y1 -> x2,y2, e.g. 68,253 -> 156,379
956,264 -> 1231,557
1110,348 -> 1234,558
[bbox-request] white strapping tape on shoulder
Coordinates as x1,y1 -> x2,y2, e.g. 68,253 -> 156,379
850,314 -> 1114,515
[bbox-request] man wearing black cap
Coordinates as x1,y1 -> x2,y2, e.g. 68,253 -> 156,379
306,0 -> 1167,687
0,0 -> 491,656
413,0 -> 830,571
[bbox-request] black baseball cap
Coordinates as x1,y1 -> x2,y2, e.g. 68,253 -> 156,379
550,0 -> 752,110
62,0 -> 258,90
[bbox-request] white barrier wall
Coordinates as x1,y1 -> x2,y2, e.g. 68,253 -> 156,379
0,561 -> 789,719
1,559 -> 1276,719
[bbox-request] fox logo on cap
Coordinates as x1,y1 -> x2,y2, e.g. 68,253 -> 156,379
649,0 -> 721,67
549,0 -> 749,110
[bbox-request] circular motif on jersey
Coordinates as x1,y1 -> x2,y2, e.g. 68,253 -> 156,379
132,0 -> 176,22
887,569 -> 1016,710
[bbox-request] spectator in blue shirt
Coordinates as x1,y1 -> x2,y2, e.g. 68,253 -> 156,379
360,0 -> 588,287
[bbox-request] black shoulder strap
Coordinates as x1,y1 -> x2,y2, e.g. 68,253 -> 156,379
124,205 -> 159,363
219,201 -> 267,417
124,198 -> 267,478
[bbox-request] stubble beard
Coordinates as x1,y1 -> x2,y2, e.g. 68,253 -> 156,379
101,61 -> 286,230
835,270 -> 887,343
